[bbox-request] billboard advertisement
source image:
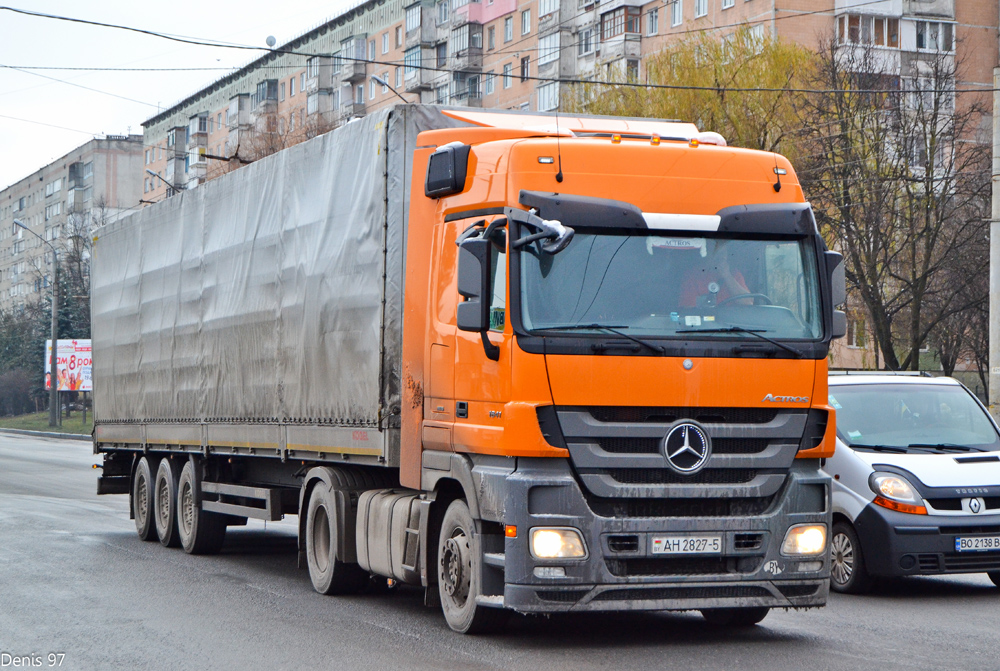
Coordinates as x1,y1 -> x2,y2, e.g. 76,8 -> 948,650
45,339 -> 92,391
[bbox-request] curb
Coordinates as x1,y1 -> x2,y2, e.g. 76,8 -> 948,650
0,428 -> 91,442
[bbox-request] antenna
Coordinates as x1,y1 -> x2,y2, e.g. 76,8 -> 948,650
554,105 -> 564,183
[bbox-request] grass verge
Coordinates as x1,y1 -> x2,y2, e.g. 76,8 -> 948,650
0,410 -> 92,435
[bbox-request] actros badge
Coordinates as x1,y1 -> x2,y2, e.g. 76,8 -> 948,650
662,422 -> 712,474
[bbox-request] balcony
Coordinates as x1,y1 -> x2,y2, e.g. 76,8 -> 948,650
599,32 -> 641,62
452,47 -> 483,72
341,60 -> 368,83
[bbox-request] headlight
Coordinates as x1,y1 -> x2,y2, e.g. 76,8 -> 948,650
530,528 -> 587,559
869,472 -> 927,515
781,524 -> 827,556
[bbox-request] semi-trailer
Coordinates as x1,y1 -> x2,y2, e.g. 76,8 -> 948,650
93,105 -> 845,632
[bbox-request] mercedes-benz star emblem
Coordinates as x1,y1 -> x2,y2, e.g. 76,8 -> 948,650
662,422 -> 712,474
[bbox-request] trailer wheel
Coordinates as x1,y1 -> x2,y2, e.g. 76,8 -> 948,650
177,460 -> 227,555
154,458 -> 181,548
700,607 -> 770,626
305,483 -> 366,595
437,499 -> 507,634
133,456 -> 158,542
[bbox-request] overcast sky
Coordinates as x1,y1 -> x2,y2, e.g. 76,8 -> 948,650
0,0 -> 356,190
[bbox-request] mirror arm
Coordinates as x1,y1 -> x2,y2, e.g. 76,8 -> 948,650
480,331 -> 500,361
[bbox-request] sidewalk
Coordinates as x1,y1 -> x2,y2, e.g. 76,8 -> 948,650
0,428 -> 90,442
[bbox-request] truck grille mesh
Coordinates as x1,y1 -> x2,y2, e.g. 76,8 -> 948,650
597,437 -> 770,455
586,406 -> 779,424
602,468 -> 758,485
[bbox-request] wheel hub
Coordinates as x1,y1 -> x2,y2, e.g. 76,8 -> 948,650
831,532 -> 854,584
136,476 -> 148,523
180,483 -> 194,535
156,477 -> 170,528
440,534 -> 471,602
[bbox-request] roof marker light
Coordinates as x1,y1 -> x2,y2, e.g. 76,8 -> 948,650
611,134 -> 622,144
651,134 -> 660,146
689,138 -> 700,148
538,156 -> 554,164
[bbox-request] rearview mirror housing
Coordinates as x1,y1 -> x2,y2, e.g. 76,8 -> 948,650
457,238 -> 491,332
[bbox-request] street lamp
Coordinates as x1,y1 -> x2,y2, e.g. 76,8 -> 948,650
13,219 -> 59,427
370,74 -> 410,104
145,169 -> 182,196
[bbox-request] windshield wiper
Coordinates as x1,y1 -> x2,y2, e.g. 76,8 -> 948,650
848,444 -> 909,453
907,443 -> 985,453
675,325 -> 804,358
541,323 -> 665,355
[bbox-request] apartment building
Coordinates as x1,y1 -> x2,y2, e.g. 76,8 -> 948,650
0,136 -> 143,310
141,0 -> 996,198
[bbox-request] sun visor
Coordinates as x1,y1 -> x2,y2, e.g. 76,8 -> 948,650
519,190 -> 646,229
716,203 -> 817,236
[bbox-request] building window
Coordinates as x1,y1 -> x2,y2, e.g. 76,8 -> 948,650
520,55 -> 530,81
356,85 -> 364,104
838,14 -> 900,48
382,32 -> 389,53
540,0 -> 557,17
722,0 -> 734,8
280,82 -> 285,101
396,26 -> 403,47
144,149 -> 150,165
671,0 -> 682,26
367,39 -> 375,61
307,57 -> 320,79
694,0 -> 706,18
404,47 -> 420,79
503,62 -> 512,88
290,77 -> 296,97
488,26 -> 495,49
578,27 -> 595,55
646,8 -> 658,35
916,20 -> 953,51
538,82 -> 558,110
301,73 -> 305,91
538,34 -> 559,64
438,1 -> 448,24
504,16 -> 513,42
406,5 -> 421,32
521,9 -> 531,36
626,59 -> 639,81
83,162 -> 93,179
438,41 -> 449,66
601,7 -> 639,40
395,66 -> 402,87
484,71 -> 495,95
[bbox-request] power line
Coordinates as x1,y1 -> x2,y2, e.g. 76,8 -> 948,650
0,64 -> 158,107
0,113 -> 97,136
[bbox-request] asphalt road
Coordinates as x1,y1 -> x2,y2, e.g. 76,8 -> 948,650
1,433 -> 998,671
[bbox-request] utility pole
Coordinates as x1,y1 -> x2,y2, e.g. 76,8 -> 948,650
13,219 -> 59,427
992,66 -> 1000,416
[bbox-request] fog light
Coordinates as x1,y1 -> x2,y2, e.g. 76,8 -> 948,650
781,524 -> 827,556
533,566 -> 567,578
796,561 -> 823,572
530,528 -> 587,559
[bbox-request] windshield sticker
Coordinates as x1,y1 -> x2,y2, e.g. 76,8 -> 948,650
685,315 -> 702,327
646,236 -> 707,257
669,312 -> 680,322
829,395 -> 842,409
847,430 -> 862,440
704,315 -> 715,322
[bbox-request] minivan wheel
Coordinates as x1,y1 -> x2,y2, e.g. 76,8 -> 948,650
831,521 -> 873,594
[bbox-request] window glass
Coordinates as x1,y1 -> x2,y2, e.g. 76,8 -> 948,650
489,243 -> 507,331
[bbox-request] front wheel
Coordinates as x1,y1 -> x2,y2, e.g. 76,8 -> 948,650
830,521 -> 873,594
437,499 -> 507,634
700,607 -> 770,626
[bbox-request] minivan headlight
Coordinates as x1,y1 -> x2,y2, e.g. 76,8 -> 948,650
869,472 -> 927,514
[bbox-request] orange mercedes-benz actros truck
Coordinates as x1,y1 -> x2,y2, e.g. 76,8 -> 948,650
93,105 -> 845,633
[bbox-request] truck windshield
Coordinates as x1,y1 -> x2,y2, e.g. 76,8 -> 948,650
519,230 -> 823,340
831,383 -> 1000,453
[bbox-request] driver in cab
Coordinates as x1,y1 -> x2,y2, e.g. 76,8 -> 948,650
675,239 -> 750,307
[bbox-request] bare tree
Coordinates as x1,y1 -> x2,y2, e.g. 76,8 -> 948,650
799,39 -> 990,370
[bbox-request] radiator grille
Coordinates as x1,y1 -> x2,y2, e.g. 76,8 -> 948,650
600,468 -> 759,485
586,407 -> 780,424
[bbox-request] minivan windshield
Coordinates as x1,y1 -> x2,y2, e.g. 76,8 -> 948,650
831,383 -> 1000,453
519,231 -> 823,340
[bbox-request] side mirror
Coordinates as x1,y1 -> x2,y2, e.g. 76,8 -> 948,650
425,143 -> 471,198
831,310 -> 847,340
457,238 -> 490,332
824,250 -> 845,308
456,238 -> 501,361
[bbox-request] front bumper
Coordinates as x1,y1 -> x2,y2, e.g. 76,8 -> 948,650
494,458 -> 831,613
855,504 -> 1000,577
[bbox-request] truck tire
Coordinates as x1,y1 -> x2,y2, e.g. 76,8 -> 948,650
437,499 -> 507,634
831,521 -> 873,594
305,483 -> 366,595
700,607 -> 770,626
133,456 -> 158,542
154,458 -> 181,548
177,460 -> 227,555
